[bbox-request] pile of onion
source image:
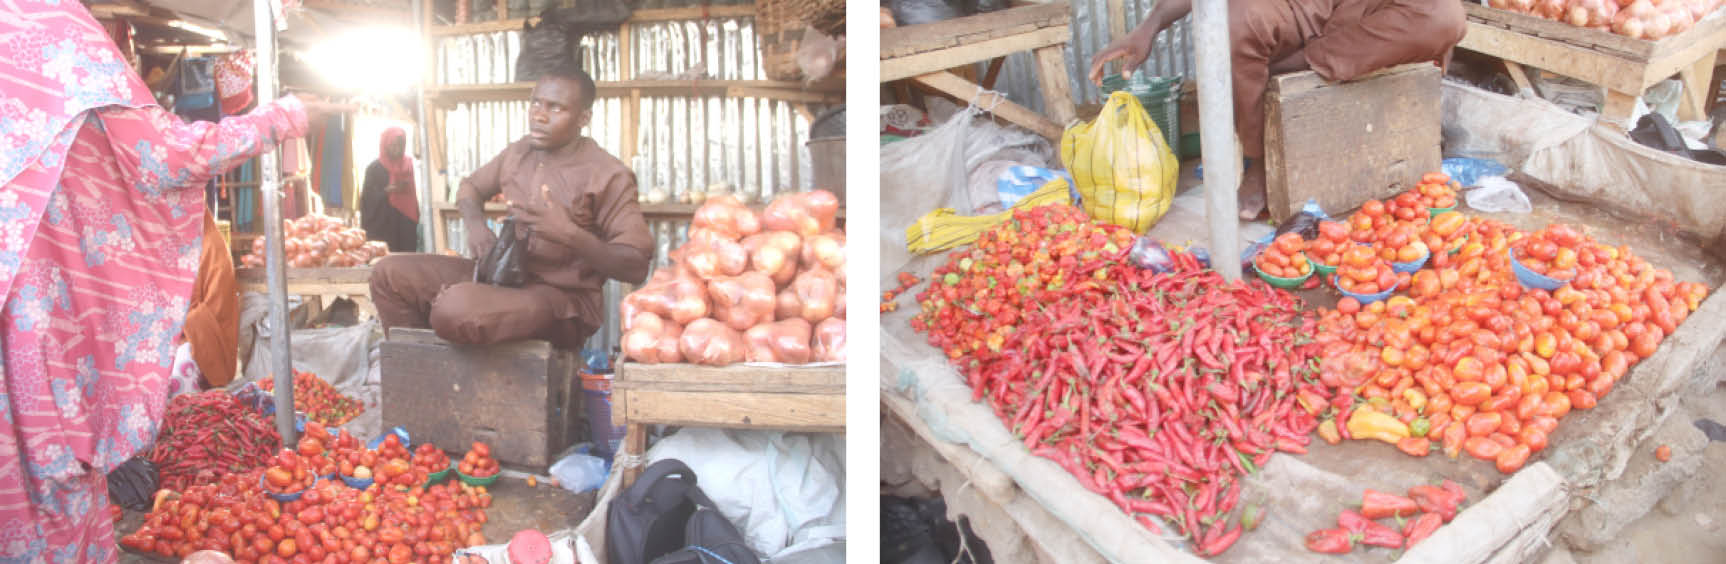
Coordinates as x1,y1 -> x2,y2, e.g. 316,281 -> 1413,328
1496,0 -> 1718,39
622,190 -> 846,366
240,214 -> 389,269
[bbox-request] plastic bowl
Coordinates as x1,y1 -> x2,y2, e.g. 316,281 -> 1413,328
1253,258 -> 1314,289
261,473 -> 318,503
1312,260 -> 1338,276
1430,205 -> 1457,218
341,474 -> 374,490
368,427 -> 411,451
1509,247 -> 1572,290
1332,274 -> 1399,305
1391,248 -> 1431,274
457,469 -> 502,487
428,461 -> 454,484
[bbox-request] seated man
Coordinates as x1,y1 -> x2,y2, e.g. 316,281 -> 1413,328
370,63 -> 653,349
1089,0 -> 1467,219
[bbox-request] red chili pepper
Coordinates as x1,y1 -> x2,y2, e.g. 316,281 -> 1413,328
1200,524 -> 1243,556
1360,489 -> 1421,519
1403,511 -> 1444,547
1305,528 -> 1356,554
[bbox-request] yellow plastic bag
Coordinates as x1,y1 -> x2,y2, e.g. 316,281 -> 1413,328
905,180 -> 1073,254
1060,90 -> 1178,234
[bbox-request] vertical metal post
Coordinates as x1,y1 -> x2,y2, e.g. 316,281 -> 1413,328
1193,0 -> 1241,281
256,0 -> 297,446
414,0 -> 436,252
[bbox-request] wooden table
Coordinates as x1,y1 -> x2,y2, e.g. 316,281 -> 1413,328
1458,3 -> 1725,128
881,3 -> 1077,140
611,362 -> 845,486
236,266 -> 374,319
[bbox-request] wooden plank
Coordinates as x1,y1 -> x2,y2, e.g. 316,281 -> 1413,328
913,71 -> 1065,140
881,2 -> 1070,59
882,25 -> 1071,82
429,5 -> 756,36
1107,0 -> 1126,41
616,362 -> 842,388
618,389 -> 845,431
1464,2 -> 1651,59
1033,44 -> 1076,127
1641,16 -> 1726,90
379,329 -> 583,469
1458,21 -> 1645,95
1679,51 -> 1719,121
427,78 -> 844,103
236,267 -> 372,295
1502,61 -> 1534,94
1602,89 -> 1638,129
1264,64 -> 1442,222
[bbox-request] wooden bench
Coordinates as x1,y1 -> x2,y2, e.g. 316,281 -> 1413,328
1458,3 -> 1726,128
881,2 -> 1077,140
380,328 -> 585,471
612,362 -> 845,486
236,266 -> 375,320
1263,64 -> 1444,221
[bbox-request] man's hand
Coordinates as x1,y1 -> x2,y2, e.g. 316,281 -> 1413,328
509,185 -> 587,248
466,222 -> 498,259
1088,31 -> 1153,86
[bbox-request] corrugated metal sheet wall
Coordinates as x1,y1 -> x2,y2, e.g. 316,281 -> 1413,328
989,3 -> 1194,115
432,12 -> 819,356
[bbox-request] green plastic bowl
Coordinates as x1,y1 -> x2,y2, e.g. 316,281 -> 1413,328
1430,205 -> 1457,218
1254,257 -> 1315,288
1312,260 -> 1338,276
428,461 -> 454,484
457,469 -> 501,487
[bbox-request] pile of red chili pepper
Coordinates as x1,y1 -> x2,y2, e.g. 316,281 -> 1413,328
259,370 -> 364,427
147,391 -> 282,491
1305,482 -> 1468,554
911,203 -> 1329,556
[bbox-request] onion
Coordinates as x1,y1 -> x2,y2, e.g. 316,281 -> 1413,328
793,268 -> 839,323
622,329 -> 662,363
1568,5 -> 1591,25
1647,11 -> 1671,37
744,324 -> 778,363
776,288 -> 802,321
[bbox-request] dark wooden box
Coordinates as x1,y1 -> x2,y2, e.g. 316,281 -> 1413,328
380,328 -> 584,470
1264,63 -> 1443,221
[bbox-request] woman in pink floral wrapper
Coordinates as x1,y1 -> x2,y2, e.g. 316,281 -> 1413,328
0,2 -> 344,560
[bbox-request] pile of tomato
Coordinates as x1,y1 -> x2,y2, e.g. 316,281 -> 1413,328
121,470 -> 492,562
458,443 -> 500,478
1254,233 -> 1312,279
262,451 -> 319,496
412,444 -> 451,476
1310,180 -> 1709,474
261,371 -> 365,427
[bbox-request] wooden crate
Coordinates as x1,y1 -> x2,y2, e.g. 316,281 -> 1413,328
1263,64 -> 1443,222
380,328 -> 585,470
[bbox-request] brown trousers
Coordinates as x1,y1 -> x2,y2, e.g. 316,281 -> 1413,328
369,254 -> 596,350
1232,0 -> 1467,158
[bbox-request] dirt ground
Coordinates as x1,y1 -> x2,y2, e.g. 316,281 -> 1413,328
1543,380 -> 1726,564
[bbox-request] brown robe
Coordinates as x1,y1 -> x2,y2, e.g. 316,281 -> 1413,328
184,212 -> 239,386
1231,0 -> 1468,158
369,137 -> 653,349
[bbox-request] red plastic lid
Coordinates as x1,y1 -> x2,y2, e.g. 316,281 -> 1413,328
507,529 -> 553,564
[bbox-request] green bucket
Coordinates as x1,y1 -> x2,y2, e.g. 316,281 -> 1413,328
1100,74 -> 1183,160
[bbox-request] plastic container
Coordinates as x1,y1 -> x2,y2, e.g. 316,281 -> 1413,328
1254,259 -> 1314,289
340,474 -> 374,490
457,469 -> 502,487
1509,247 -> 1572,290
261,473 -> 318,503
1430,205 -> 1456,218
1312,261 -> 1338,276
581,372 -> 626,458
428,461 -> 454,484
1333,275 -> 1399,304
368,427 -> 411,451
1392,249 -> 1431,273
1099,73 -> 1183,160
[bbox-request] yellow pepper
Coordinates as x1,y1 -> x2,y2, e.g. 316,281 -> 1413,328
1403,388 -> 1428,413
1348,408 -> 1411,445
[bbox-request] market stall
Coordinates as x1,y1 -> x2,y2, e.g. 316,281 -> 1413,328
879,3 -> 1726,552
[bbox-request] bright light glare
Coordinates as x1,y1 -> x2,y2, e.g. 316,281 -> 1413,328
304,28 -> 421,94
169,20 -> 228,42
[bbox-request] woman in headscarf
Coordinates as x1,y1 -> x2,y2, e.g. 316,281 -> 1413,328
361,127 -> 421,252
0,2 -> 342,560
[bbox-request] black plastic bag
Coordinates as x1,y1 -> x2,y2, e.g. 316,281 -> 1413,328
515,15 -> 573,82
475,217 -> 532,288
1631,113 -> 1726,166
108,457 -> 158,512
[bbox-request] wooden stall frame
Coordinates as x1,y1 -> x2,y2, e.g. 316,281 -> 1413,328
1458,3 -> 1726,128
880,2 -> 1077,140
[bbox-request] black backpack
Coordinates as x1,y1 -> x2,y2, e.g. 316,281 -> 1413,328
607,459 -> 760,564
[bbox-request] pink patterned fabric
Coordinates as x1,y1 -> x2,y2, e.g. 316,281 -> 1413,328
0,3 -> 307,561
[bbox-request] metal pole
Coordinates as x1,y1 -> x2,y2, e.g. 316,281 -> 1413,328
413,0 -> 436,253
1193,0 -> 1241,281
256,0 -> 297,446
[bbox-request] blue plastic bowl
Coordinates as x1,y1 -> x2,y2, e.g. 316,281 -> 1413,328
261,473 -> 317,503
368,427 -> 411,451
1332,274 -> 1399,304
1509,247 -> 1571,290
1392,248 -> 1430,274
341,474 -> 374,490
